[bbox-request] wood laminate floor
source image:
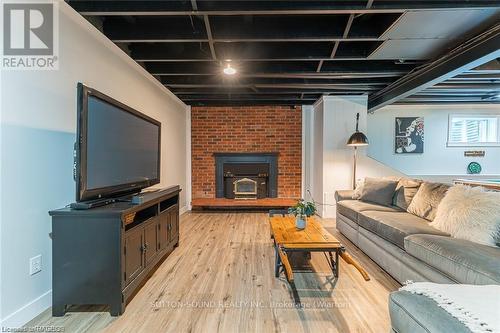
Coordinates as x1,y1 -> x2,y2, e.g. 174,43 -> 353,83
27,212 -> 400,333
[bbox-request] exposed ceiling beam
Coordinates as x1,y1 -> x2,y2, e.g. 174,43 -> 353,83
173,91 -> 363,95
186,101 -> 315,106
464,69 -> 500,75
422,90 -> 500,94
368,23 -> 500,112
429,83 -> 500,90
396,96 -> 500,103
153,72 -> 406,78
76,6 -> 500,16
112,37 -> 382,43
76,9 -> 401,16
136,57 -> 425,62
161,79 -> 391,86
166,84 -> 379,90
173,88 -> 497,96
181,96 -> 318,101
79,9 -> 408,16
450,73 -> 500,81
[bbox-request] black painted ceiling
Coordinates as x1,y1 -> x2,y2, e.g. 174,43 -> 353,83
68,1 -> 500,106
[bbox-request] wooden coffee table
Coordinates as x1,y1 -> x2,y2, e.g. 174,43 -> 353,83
270,216 -> 370,283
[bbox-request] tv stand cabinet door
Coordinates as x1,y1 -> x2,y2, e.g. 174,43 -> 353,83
144,219 -> 158,264
171,210 -> 179,243
124,227 -> 144,285
158,211 -> 170,250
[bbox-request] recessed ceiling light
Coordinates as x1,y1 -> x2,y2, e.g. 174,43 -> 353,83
223,63 -> 237,75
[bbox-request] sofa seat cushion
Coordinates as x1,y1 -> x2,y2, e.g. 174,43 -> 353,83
389,290 -> 471,333
405,234 -> 500,285
337,200 -> 401,222
358,211 -> 448,249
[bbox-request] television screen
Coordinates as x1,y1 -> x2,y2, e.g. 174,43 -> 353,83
76,84 -> 161,201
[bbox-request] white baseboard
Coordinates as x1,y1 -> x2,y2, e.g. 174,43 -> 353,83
1,290 -> 52,328
180,205 -> 191,215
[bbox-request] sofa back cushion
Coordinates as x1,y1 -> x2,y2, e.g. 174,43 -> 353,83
353,176 -> 401,200
407,182 -> 449,221
429,185 -> 500,247
393,178 -> 423,210
359,177 -> 398,207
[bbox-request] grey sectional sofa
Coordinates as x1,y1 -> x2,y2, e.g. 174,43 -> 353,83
335,187 -> 500,285
335,179 -> 500,333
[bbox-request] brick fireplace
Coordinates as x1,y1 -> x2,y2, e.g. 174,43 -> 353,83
191,106 -> 302,199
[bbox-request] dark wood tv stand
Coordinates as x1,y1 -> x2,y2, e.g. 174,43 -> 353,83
49,186 -> 181,316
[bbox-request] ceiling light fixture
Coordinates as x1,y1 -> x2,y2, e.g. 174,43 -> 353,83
223,63 -> 237,75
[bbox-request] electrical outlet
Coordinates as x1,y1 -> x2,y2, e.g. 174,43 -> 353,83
30,255 -> 42,275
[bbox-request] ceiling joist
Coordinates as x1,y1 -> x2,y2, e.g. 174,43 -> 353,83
70,0 -> 500,16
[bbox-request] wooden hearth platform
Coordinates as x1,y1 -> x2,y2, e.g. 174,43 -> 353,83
191,198 -> 298,210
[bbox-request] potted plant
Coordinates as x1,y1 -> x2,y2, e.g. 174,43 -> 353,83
288,199 -> 317,230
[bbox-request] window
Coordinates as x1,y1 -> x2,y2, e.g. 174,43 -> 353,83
448,114 -> 500,146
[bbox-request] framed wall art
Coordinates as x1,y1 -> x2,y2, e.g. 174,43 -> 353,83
395,117 -> 424,154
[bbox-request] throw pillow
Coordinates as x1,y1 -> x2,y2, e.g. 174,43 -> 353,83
407,182 -> 450,221
393,178 -> 423,210
359,177 -> 398,207
352,179 -> 364,199
430,185 -> 500,247
353,176 -> 401,200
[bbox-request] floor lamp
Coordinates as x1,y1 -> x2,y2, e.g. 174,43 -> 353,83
346,113 -> 369,189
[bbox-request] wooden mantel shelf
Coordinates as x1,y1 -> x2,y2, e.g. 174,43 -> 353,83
192,198 -> 298,210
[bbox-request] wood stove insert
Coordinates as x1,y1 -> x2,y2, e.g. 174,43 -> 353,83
214,153 -> 278,199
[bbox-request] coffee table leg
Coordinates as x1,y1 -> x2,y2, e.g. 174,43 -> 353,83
275,244 -> 281,278
335,250 -> 340,277
328,251 -> 339,278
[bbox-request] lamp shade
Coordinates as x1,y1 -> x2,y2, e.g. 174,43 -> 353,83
347,131 -> 369,146
347,112 -> 369,146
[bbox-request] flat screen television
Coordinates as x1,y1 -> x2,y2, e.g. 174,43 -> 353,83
75,83 -> 161,202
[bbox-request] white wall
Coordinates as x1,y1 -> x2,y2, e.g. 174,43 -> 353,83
310,99 -> 324,210
302,105 -> 313,198
368,104 -> 500,177
0,2 -> 189,327
304,96 -> 402,218
321,96 -> 367,217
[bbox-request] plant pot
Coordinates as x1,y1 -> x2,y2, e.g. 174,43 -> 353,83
295,215 -> 306,230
